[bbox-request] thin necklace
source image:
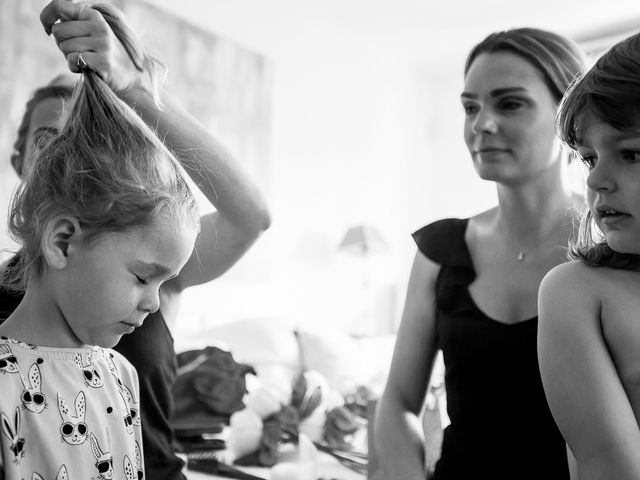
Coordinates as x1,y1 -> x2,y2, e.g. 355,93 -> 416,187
499,219 -> 567,262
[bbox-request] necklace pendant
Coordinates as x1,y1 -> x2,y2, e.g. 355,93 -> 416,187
517,251 -> 525,261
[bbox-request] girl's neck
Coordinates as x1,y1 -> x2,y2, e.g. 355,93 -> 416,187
0,280 -> 82,348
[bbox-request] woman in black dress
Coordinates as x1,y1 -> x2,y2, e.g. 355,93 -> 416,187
375,28 -> 585,480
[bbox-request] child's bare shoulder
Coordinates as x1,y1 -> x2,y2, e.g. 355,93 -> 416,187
542,261 -> 601,297
544,260 -> 636,291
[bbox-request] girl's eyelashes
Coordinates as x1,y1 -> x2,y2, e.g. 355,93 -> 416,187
579,154 -> 596,170
134,275 -> 148,285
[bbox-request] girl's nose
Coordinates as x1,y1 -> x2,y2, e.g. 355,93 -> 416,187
138,288 -> 160,314
586,158 -> 616,193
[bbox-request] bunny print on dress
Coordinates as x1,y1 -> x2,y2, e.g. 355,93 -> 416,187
74,353 -> 103,389
1,407 -> 24,463
123,455 -> 137,480
117,388 -> 134,435
0,345 -> 18,375
57,391 -> 87,446
20,363 -> 46,414
134,441 -> 143,480
0,340 -> 143,478
32,464 -> 69,480
90,432 -> 113,480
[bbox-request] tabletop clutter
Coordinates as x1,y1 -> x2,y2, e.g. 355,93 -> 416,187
171,346 -> 369,480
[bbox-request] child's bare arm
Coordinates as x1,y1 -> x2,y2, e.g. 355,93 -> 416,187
538,262 -> 640,480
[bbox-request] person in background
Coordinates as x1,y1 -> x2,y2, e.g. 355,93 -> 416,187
0,16 -> 199,477
375,28 -> 586,480
538,31 -> 640,480
1,1 -> 270,479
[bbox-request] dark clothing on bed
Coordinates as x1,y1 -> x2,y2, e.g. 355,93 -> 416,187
0,257 -> 186,480
414,218 -> 569,480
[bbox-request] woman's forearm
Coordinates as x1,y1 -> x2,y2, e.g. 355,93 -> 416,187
121,87 -> 271,238
375,396 -> 428,480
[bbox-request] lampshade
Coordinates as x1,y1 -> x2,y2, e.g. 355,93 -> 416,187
337,225 -> 389,255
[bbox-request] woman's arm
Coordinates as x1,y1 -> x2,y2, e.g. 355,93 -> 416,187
375,251 -> 440,480
121,93 -> 271,291
538,262 -> 640,480
41,0 -> 271,293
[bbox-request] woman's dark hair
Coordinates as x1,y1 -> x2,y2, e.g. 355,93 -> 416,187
557,32 -> 640,269
465,27 -> 586,104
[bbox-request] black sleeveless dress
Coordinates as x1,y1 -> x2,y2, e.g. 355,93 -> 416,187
414,218 -> 568,480
0,256 -> 186,480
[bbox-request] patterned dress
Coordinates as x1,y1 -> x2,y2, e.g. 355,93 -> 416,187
0,337 -> 144,480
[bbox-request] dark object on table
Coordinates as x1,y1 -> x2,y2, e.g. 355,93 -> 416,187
187,451 -> 266,480
176,436 -> 226,454
173,346 -> 256,420
172,410 -> 226,437
173,346 -> 254,453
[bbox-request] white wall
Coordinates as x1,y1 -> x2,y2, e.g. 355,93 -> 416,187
160,4 -> 496,335
4,0 -> 640,336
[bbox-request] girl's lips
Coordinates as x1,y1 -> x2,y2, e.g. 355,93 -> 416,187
119,321 -> 141,333
599,213 -> 632,226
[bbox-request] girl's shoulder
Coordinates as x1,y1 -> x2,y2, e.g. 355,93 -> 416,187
548,260 -> 640,287
543,260 -> 615,289
541,261 -> 640,316
540,261 -> 603,312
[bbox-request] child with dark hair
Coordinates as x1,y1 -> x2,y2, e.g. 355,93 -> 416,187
1,1 -> 270,479
539,31 -> 640,480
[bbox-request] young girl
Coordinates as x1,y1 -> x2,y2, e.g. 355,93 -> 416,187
0,41 -> 199,480
538,32 -> 640,480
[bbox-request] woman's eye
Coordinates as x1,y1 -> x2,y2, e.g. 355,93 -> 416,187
462,103 -> 478,115
621,150 -> 640,163
134,275 -> 148,285
499,99 -> 524,111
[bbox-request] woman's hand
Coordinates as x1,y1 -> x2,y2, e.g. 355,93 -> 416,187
40,0 -> 150,96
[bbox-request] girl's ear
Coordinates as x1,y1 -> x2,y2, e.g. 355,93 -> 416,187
41,216 -> 83,270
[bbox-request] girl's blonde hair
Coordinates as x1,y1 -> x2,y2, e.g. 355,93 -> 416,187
3,70 -> 199,291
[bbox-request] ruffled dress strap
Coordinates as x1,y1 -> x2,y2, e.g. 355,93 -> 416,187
412,218 -> 476,316
412,218 -> 473,268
